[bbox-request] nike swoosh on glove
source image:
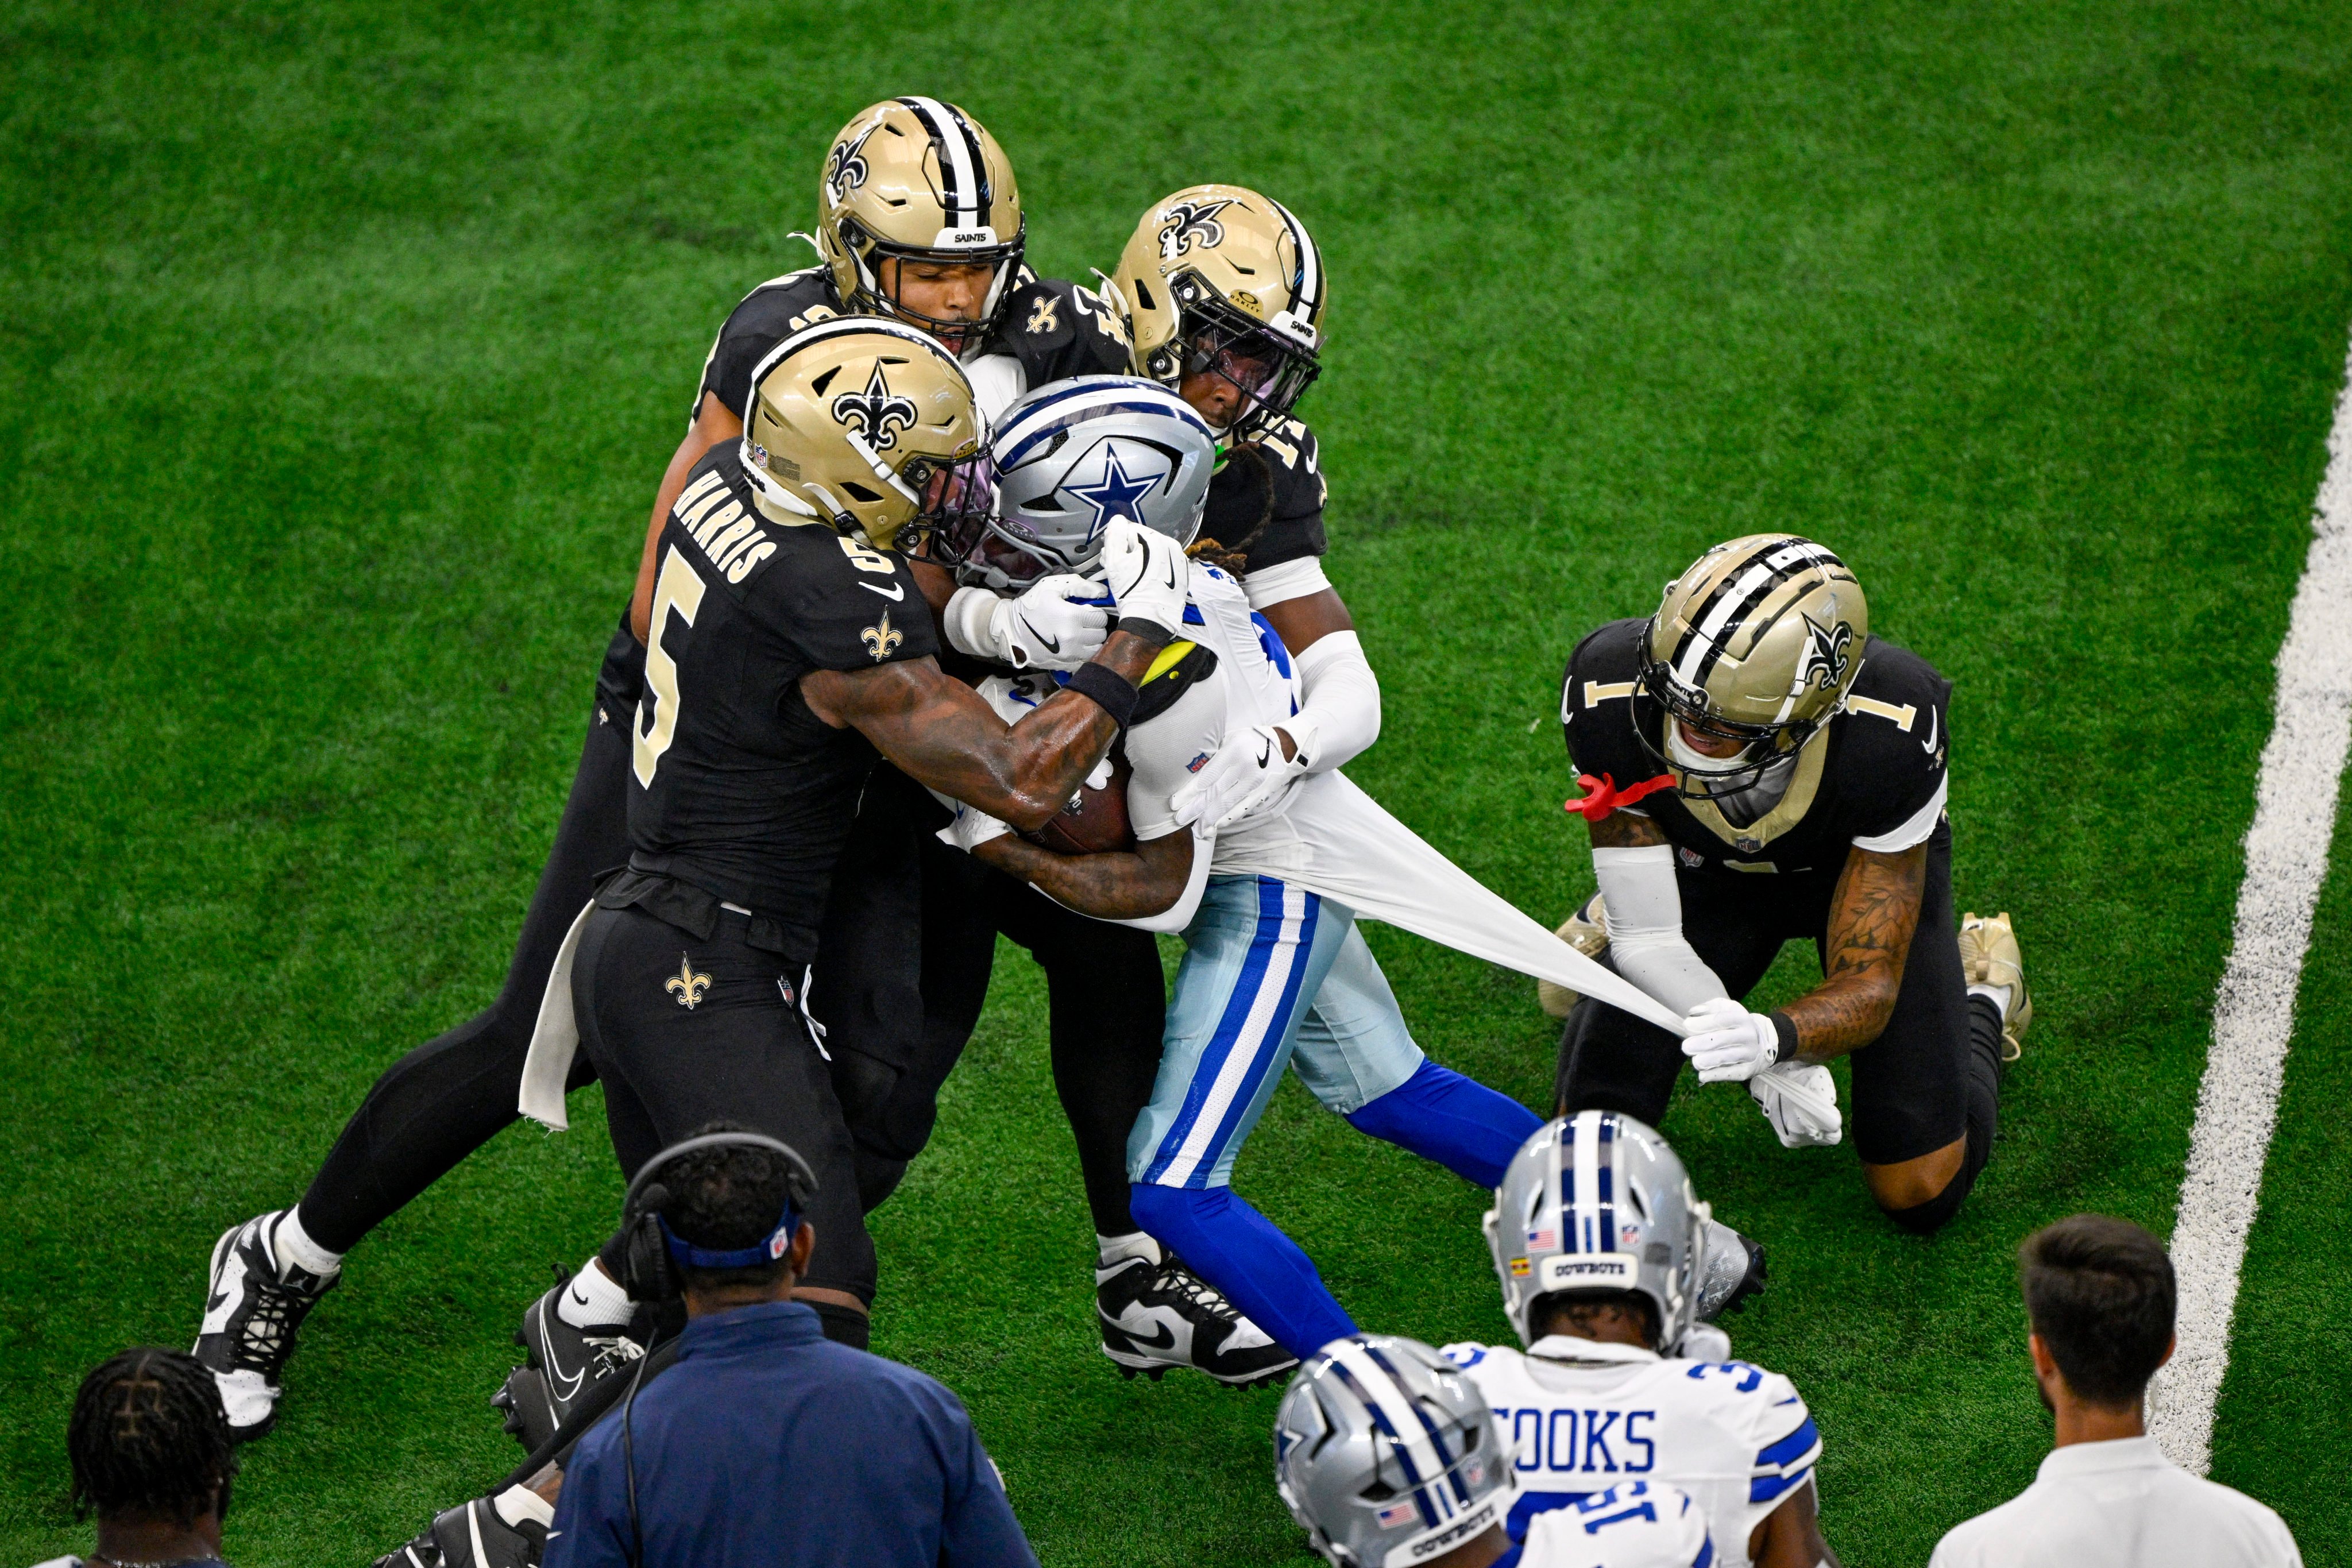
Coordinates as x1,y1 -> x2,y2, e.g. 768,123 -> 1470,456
1748,1061 -> 1842,1148
936,800 -> 1010,853
1170,720 -> 1315,831
1681,995 -> 1779,1083
999,572 -> 1109,670
1097,517 -> 1187,635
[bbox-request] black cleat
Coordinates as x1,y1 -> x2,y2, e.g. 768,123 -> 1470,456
192,1210 -> 339,1440
492,1273 -> 644,1454
372,1490 -> 549,1568
1096,1249 -> 1298,1389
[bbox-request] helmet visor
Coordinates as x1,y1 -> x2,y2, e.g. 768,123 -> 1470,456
902,451 -> 996,555
1179,305 -> 1321,437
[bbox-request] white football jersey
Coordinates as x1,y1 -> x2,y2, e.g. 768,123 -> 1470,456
1521,1481 -> 1714,1568
1441,1337 -> 1817,1568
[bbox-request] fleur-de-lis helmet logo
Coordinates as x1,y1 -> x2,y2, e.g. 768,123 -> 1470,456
665,954 -> 712,1010
825,119 -> 880,207
1157,198 -> 1236,260
1796,613 -> 1855,692
831,361 -> 919,453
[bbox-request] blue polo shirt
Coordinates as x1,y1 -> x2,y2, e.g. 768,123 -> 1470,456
544,1301 -> 1038,1568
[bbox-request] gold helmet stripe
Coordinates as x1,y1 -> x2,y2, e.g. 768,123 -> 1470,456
894,95 -> 989,233
1670,539 -> 1847,689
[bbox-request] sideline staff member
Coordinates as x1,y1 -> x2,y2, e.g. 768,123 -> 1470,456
545,1126 -> 1036,1568
1929,1215 -> 2301,1567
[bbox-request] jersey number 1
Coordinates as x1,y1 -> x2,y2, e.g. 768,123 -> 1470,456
634,547 -> 707,788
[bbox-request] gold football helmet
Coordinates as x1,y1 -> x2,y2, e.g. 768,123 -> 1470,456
739,316 -> 990,553
1102,183 -> 1325,438
816,98 -> 1024,353
1637,535 -> 1868,795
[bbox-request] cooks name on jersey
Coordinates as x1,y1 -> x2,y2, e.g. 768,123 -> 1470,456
671,470 -> 778,584
1494,1406 -> 1661,1476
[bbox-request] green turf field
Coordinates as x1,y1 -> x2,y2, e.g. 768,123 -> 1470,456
5,1 -> 2350,1562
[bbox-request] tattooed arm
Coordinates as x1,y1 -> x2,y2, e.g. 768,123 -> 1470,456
1779,841 -> 1928,1062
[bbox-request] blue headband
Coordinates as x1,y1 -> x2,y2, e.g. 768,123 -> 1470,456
656,1207 -> 797,1273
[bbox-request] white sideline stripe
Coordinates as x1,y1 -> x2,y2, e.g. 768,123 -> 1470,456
2150,327 -> 2352,1474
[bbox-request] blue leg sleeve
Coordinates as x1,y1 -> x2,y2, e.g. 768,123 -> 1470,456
1344,1059 -> 1543,1190
1129,1183 -> 1357,1360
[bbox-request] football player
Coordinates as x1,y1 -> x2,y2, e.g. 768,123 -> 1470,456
1443,1113 -> 1836,1568
188,97 -> 1141,1439
1554,536 -> 2028,1234
539,320 -> 1183,1355
939,379 -> 1559,1360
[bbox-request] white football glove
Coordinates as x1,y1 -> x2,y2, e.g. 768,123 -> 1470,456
1680,995 -> 1781,1084
1748,1061 -> 1843,1149
934,800 -> 1010,853
998,574 -> 1110,670
1170,719 -> 1318,831
1097,518 -> 1187,635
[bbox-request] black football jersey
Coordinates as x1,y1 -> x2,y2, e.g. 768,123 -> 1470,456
1201,416 -> 1329,571
626,444 -> 939,932
692,268 -> 843,423
982,277 -> 1133,388
1560,618 -> 1951,876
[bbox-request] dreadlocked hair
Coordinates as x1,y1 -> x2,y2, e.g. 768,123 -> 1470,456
665,1119 -> 800,1291
1186,537 -> 1250,577
67,1347 -> 236,1525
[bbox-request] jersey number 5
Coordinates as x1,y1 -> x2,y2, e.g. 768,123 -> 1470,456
634,547 -> 708,787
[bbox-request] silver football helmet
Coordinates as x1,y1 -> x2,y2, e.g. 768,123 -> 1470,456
937,374 -> 1218,591
1485,1112 -> 1705,1353
1274,1335 -> 1515,1568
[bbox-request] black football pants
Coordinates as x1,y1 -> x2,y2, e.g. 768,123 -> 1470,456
818,768 -> 1168,1239
569,902 -> 876,1303
295,671 -> 625,1254
1555,822 -> 2000,1206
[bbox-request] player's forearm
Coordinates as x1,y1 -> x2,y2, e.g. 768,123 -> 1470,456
971,835 -> 1188,918
951,632 -> 1164,825
1782,845 -> 1925,1062
1287,630 -> 1380,773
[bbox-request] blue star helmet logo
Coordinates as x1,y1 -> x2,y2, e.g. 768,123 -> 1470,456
1064,442 -> 1166,542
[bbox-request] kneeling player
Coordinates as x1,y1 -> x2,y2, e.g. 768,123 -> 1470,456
1445,1113 -> 1835,1568
1555,535 -> 2028,1233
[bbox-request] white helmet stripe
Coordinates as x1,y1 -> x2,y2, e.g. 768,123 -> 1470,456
1572,1110 -> 1604,1255
1269,197 -> 1322,318
1324,1342 -> 1457,1526
897,95 -> 983,227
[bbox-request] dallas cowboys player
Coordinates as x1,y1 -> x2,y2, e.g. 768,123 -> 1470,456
1443,1113 -> 1834,1568
938,378 -> 1545,1361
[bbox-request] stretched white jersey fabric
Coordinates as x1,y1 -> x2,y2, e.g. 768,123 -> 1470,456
990,560 -> 1686,1034
1441,1338 -> 1817,1568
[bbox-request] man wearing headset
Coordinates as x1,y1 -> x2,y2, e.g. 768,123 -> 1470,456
540,1124 -> 1037,1568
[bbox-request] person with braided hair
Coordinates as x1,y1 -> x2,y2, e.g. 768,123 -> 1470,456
40,1348 -> 237,1568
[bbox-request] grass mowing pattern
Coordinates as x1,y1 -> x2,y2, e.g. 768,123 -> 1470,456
3,2 -> 2350,1562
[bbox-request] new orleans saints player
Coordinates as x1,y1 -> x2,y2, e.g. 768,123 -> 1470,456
555,317 -> 1185,1347
1554,535 -> 2029,1233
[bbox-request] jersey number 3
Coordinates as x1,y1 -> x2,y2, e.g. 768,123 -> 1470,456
634,547 -> 707,787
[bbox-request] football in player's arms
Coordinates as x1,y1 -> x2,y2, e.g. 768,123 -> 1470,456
1445,1113 -> 1835,1568
1555,535 -> 2030,1235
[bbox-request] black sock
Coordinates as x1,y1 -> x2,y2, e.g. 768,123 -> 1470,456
1888,997 -> 2005,1236
809,1300 -> 871,1351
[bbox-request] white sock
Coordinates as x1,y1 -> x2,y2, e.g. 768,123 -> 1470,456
492,1485 -> 556,1530
273,1208 -> 343,1278
1969,982 -> 2013,1014
556,1256 -> 635,1329
1096,1231 -> 1161,1268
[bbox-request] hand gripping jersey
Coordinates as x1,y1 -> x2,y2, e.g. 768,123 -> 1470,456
1561,617 -> 1952,874
1440,1338 -> 1818,1568
692,268 -> 1127,427
625,443 -> 938,944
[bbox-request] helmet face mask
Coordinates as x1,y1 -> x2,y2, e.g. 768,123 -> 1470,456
817,98 -> 1026,356
1109,184 -> 1326,440
1635,534 -> 1869,801
937,375 -> 1218,592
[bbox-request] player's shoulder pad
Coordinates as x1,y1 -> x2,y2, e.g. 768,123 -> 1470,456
1838,636 -> 1951,768
1248,418 -> 1325,511
998,276 -> 1130,367
1563,617 -> 1649,710
726,266 -> 833,322
1438,1341 -> 1514,1375
1669,1358 -> 1818,1474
